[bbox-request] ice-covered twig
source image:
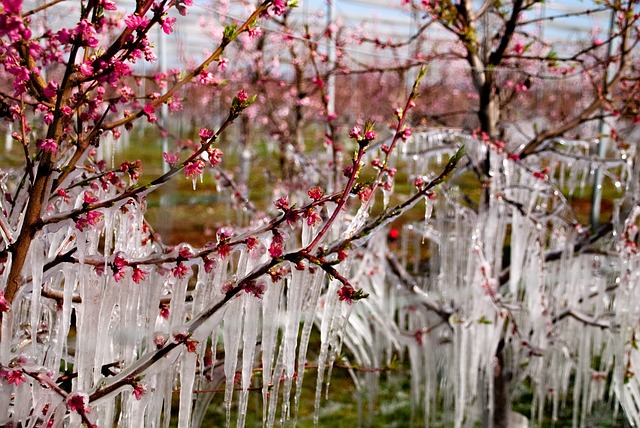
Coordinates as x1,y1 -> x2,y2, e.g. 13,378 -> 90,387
552,309 -> 617,330
385,251 -> 455,321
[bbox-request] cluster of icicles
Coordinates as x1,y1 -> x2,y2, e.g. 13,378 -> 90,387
382,129 -> 640,426
1,128 -> 640,427
0,167 -> 362,427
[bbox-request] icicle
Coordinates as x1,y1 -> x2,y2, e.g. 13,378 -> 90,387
267,346 -> 285,427
223,297 -> 243,427
75,264 -> 103,391
424,195 -> 433,224
261,279 -> 283,425
313,279 -> 340,425
343,203 -> 369,239
178,351 -> 197,428
237,294 -> 260,428
29,236 -> 44,360
293,273 -> 323,423
280,266 -> 312,421
382,182 -> 392,210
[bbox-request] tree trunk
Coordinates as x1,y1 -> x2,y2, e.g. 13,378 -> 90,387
493,340 -> 511,428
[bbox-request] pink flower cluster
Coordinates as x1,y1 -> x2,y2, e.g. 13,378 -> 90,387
75,211 -> 103,231
0,366 -> 25,386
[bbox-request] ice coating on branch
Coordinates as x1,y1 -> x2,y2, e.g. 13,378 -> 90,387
343,202 -> 369,239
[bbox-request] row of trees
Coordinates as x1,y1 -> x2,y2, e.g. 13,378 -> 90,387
0,0 -> 639,426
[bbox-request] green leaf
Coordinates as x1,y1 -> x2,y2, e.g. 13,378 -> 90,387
477,315 -> 492,325
222,24 -> 238,44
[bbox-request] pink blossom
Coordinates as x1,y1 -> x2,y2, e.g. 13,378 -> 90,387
159,305 -> 170,319
2,0 -> 23,14
143,103 -> 155,115
268,233 -> 285,258
203,256 -> 217,273
162,16 -> 176,34
83,191 -> 98,204
56,28 -> 72,43
132,382 -> 147,400
216,243 -> 232,259
533,166 -> 550,180
113,268 -> 126,282
364,130 -> 377,140
163,151 -> 179,166
242,280 -> 266,298
184,159 -> 204,180
198,70 -> 215,85
0,292 -> 11,312
1,369 -> 25,386
245,237 -> 259,251
131,267 -> 148,284
43,81 -> 58,98
178,246 -> 194,259
268,266 -> 288,282
274,196 -> 289,211
216,226 -> 233,241
199,128 -> 214,140
120,159 -> 142,181
401,127 -> 412,141
337,285 -> 356,304
358,187 -> 372,202
236,90 -> 249,103
75,211 -> 103,231
101,0 -> 116,10
247,26 -> 262,39
513,42 -> 524,54
113,253 -> 127,269
245,236 -> 265,259
79,61 -> 93,76
218,57 -> 228,70
173,262 -> 190,278
349,126 -> 362,139
305,208 -> 322,227
38,139 -> 57,154
184,338 -> 198,353
173,333 -> 198,352
308,186 -> 324,200
124,14 -> 149,30
66,392 -> 88,413
207,148 -> 223,166
414,330 -> 423,345
271,0 -> 287,16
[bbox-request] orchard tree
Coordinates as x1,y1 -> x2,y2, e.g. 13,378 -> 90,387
341,0 -> 640,427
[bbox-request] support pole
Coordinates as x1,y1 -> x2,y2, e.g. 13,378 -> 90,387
590,8 -> 616,229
